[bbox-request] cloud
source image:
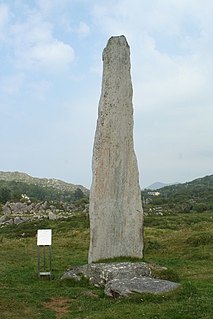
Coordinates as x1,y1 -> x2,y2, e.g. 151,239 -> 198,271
90,0 -> 213,186
91,0 -> 213,54
59,17 -> 90,37
27,80 -> 51,101
1,0 -> 212,187
76,21 -> 90,37
24,40 -> 74,70
0,3 -> 9,41
36,0 -> 71,11
0,3 -> 9,25
0,73 -> 24,95
3,2 -> 75,72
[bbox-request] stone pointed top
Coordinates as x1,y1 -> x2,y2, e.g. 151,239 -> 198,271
102,35 -> 130,63
107,35 -> 129,46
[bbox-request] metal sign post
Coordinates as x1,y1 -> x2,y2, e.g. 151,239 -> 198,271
37,229 -> 52,279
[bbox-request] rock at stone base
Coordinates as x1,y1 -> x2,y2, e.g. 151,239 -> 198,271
105,276 -> 180,297
61,262 -> 180,297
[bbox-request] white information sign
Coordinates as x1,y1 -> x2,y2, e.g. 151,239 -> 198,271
37,229 -> 52,246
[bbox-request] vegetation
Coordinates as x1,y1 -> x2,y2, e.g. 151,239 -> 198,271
0,172 -> 213,317
0,180 -> 88,205
0,211 -> 213,318
142,174 -> 213,215
0,171 -> 89,206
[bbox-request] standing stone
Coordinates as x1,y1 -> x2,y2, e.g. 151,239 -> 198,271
88,35 -> 143,263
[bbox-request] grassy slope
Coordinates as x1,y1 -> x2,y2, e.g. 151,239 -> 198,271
0,212 -> 213,319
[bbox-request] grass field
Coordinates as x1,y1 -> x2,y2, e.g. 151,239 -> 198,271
0,211 -> 213,319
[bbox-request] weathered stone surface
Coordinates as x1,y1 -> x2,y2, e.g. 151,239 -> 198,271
105,277 -> 180,297
61,262 -> 180,297
0,201 -> 85,226
0,215 -> 8,224
62,262 -> 150,286
89,35 -> 143,263
14,217 -> 23,225
14,216 -> 30,224
2,204 -> 11,215
48,211 -> 57,220
5,219 -> 13,225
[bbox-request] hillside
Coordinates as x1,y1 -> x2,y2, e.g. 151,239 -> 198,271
1,171 -> 213,217
142,174 -> 213,214
0,171 -> 89,204
145,181 -> 171,190
0,172 -> 89,222
0,171 -> 88,194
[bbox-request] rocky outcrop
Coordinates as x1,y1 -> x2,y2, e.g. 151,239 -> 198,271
89,36 -> 143,263
61,262 -> 180,297
0,200 -> 89,226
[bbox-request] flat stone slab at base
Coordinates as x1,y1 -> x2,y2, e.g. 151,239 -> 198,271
105,276 -> 180,297
61,262 -> 180,297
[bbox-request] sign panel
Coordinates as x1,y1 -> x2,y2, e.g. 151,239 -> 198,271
37,229 -> 52,246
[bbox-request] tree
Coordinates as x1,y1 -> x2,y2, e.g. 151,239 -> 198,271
0,187 -> 11,204
73,188 -> 85,201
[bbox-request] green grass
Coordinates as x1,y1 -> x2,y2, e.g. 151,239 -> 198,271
0,211 -> 213,318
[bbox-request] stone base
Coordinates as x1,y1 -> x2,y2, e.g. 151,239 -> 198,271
61,262 -> 180,297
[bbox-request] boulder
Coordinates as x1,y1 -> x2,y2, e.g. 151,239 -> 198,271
48,211 -> 57,220
105,277 -> 180,297
14,217 -> 23,225
0,215 -> 8,224
61,262 -> 180,297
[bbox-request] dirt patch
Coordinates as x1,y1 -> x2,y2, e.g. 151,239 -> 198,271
80,290 -> 99,298
43,297 -> 71,319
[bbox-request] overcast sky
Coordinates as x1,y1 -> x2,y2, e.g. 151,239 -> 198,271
0,0 -> 212,188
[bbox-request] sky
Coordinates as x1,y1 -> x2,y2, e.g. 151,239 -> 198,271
0,0 -> 212,189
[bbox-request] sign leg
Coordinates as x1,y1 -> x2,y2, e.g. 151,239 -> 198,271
38,246 -> 40,277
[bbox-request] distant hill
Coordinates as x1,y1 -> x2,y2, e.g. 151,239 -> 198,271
0,171 -> 88,194
0,171 -> 89,205
142,174 -> 213,214
145,182 -> 171,190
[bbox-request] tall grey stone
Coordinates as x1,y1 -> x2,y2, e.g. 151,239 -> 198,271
88,36 -> 143,263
